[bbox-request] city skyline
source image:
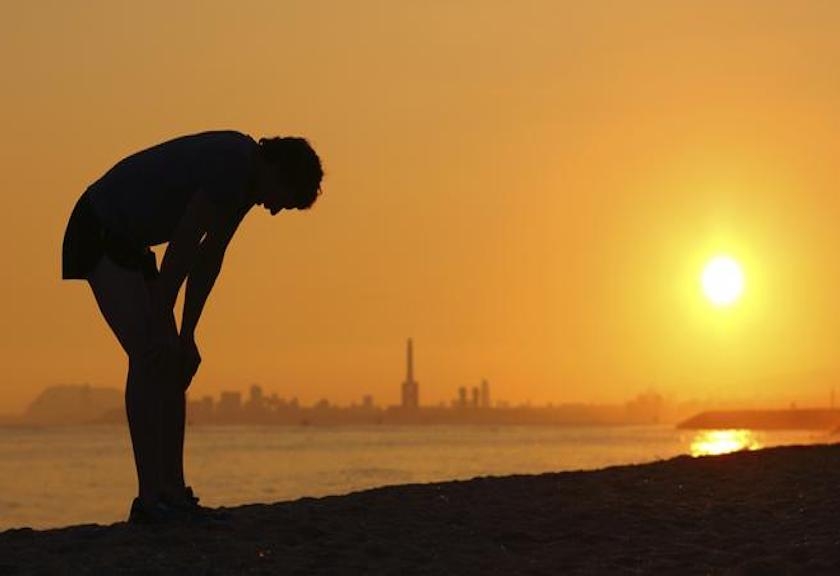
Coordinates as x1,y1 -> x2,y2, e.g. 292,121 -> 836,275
7,381 -> 668,427
4,334 -> 838,416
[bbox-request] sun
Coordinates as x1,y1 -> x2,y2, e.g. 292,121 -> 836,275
701,255 -> 744,307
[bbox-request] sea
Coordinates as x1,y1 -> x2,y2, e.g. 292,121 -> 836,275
0,424 -> 827,531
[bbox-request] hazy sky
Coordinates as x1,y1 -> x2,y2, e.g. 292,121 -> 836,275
2,1 -> 840,412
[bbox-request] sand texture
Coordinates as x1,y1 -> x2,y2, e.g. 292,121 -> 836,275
2,443 -> 840,575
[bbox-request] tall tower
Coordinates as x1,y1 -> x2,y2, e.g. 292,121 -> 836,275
401,338 -> 419,409
480,379 -> 490,408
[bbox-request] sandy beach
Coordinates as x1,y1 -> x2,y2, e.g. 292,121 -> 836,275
2,443 -> 840,575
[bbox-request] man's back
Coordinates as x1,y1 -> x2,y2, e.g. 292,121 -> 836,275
86,131 -> 257,246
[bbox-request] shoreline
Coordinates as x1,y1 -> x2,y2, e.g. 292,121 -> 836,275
3,443 -> 840,574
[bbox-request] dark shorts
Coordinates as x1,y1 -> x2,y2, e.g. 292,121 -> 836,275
62,192 -> 158,281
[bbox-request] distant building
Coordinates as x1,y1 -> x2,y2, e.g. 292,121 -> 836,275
401,338 -> 419,409
249,384 -> 264,406
187,395 -> 214,423
625,391 -> 664,424
457,386 -> 467,409
480,379 -> 491,408
244,385 -> 267,421
218,391 -> 242,421
471,387 -> 480,408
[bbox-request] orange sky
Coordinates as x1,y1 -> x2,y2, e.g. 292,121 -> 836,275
2,1 -> 840,412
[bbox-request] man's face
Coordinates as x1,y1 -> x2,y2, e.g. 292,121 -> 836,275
257,167 -> 296,215
263,185 -> 290,215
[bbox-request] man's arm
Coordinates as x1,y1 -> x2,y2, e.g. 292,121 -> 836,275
148,190 -> 247,387
151,190 -> 245,331
178,200 -> 248,341
154,190 -> 217,311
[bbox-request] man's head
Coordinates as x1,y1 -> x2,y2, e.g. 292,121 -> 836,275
255,137 -> 323,214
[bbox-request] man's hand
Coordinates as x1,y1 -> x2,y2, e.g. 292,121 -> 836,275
180,335 -> 201,390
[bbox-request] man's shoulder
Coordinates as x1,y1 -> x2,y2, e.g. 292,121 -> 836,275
172,130 -> 256,151
103,131 -> 255,171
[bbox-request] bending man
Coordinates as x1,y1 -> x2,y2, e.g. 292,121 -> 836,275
62,131 -> 323,523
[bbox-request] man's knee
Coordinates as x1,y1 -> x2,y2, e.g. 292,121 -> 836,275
128,344 -> 181,386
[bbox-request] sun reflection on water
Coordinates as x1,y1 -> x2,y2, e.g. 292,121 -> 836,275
690,429 -> 761,457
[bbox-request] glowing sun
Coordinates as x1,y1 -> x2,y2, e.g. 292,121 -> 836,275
701,256 -> 744,307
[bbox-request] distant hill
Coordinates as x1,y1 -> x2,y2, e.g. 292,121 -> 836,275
24,385 -> 122,425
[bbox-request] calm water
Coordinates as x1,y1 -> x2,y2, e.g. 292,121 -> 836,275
0,425 -> 825,530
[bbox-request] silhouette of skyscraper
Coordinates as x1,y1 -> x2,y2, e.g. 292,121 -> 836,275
480,379 -> 491,408
401,338 -> 419,409
457,386 -> 467,409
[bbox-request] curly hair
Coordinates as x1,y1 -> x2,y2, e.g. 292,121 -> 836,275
258,137 -> 323,209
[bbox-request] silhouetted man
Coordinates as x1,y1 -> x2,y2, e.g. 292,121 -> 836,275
62,131 -> 323,523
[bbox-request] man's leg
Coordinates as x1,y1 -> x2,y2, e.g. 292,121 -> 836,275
158,320 -> 188,499
164,381 -> 187,495
125,356 -> 164,503
87,256 -> 168,505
